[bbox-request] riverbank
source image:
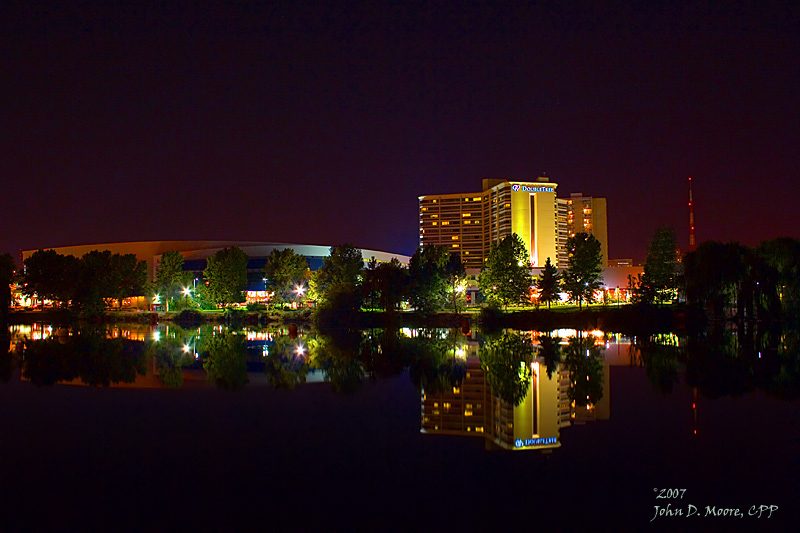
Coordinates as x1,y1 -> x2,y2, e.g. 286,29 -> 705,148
4,304 -> 699,333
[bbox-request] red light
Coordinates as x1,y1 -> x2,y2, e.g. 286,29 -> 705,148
694,429 -> 697,435
692,403 -> 696,408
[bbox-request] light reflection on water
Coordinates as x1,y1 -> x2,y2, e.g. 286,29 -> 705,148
4,321 -> 800,531
5,322 -> 800,450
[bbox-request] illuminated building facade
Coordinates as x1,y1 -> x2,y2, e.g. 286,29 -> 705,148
419,177 -> 559,270
563,193 -> 608,267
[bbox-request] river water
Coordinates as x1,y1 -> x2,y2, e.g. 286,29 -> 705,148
2,322 -> 798,532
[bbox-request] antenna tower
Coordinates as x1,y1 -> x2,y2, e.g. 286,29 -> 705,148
688,177 -> 696,252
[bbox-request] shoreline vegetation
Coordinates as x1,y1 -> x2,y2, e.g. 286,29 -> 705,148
5,304 -> 700,335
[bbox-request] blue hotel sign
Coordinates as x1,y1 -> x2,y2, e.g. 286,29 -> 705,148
515,437 -> 558,448
511,184 -> 554,193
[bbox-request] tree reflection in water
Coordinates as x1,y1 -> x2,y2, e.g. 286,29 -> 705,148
406,328 -> 467,395
10,321 -> 800,405
264,334 -> 308,390
308,329 -> 365,394
20,326 -> 147,386
562,334 -> 605,407
0,330 -> 15,383
200,330 -> 248,391
479,331 -> 534,406
681,325 -> 800,400
147,333 -> 195,388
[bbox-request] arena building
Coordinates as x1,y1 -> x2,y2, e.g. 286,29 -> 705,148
21,240 -> 411,298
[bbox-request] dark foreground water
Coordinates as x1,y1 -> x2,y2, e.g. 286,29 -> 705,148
2,324 -> 799,532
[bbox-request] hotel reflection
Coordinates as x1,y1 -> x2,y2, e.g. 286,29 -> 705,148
421,332 -> 612,451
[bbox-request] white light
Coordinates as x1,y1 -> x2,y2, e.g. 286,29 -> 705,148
182,287 -> 191,296
296,344 -> 305,356
295,285 -> 305,296
152,331 -> 161,342
183,344 -> 190,353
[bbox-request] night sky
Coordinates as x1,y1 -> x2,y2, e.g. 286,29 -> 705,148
2,1 -> 799,264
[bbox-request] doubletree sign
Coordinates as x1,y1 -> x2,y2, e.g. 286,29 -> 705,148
511,184 -> 554,193
515,437 -> 558,447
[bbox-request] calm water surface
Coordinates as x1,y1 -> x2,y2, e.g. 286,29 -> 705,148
2,322 -> 799,532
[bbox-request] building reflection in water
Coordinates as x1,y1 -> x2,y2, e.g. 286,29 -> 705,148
421,331 -> 611,451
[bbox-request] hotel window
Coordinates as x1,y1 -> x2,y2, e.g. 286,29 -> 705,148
432,222 -> 438,226
421,207 -> 428,212
473,197 -> 481,201
462,213 -> 471,217
441,221 -> 450,225
452,244 -> 459,248
431,214 -> 438,218
452,386 -> 460,394
451,236 -> 459,240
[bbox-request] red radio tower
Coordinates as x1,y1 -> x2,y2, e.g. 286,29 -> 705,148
688,177 -> 696,252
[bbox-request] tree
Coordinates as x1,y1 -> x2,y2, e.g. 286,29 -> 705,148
757,237 -> 800,317
536,257 -> 560,309
309,244 -> 363,306
204,247 -> 249,307
108,253 -> 147,309
363,258 -> 408,312
639,227 -> 679,305
0,253 -> 16,315
72,250 -> 114,316
561,232 -> 603,308
263,248 -> 309,308
23,249 -> 80,307
478,233 -> 533,308
154,251 -> 188,312
443,253 -> 467,313
407,245 -> 449,314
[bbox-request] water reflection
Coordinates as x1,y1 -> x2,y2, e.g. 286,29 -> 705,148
6,321 -> 800,452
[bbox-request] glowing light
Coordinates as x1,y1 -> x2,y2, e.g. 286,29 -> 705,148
152,331 -> 161,342
295,344 -> 305,356
182,287 -> 191,296
295,285 -> 305,296
183,344 -> 190,353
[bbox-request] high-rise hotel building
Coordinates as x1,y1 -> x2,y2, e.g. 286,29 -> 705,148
562,193 -> 608,267
419,177 -> 560,270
